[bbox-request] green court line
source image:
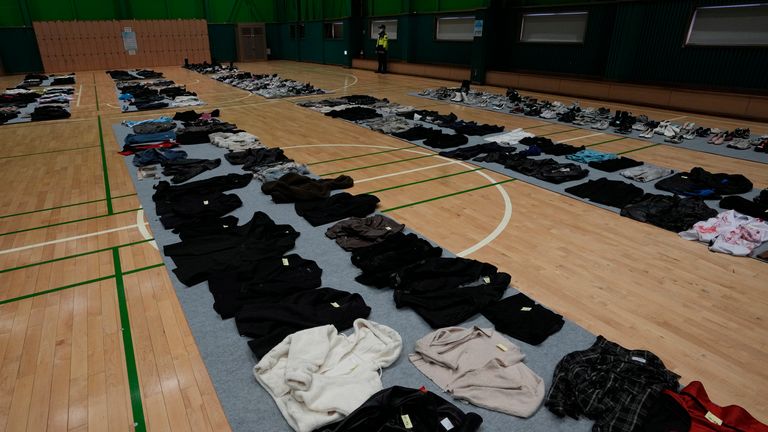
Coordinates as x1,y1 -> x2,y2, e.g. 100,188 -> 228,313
112,249 -> 147,432
123,262 -> 165,276
0,274 -> 115,306
93,73 -> 99,111
0,238 -> 155,275
586,136 -> 627,147
618,143 -> 661,155
382,179 -> 517,213
318,154 -> 438,176
0,261 -> 165,306
98,115 -> 114,215
307,146 -> 419,166
0,193 -> 138,220
0,207 -> 141,237
541,128 -> 579,137
363,168 -> 485,194
0,145 -> 100,160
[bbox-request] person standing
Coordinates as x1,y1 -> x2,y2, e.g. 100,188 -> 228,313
375,25 -> 388,74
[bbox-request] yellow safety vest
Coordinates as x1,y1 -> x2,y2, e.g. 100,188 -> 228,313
376,34 -> 388,51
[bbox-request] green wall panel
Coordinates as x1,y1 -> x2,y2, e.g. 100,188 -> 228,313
0,2 -> 26,27
435,0 -> 487,12
75,0 -> 117,20
0,27 -> 43,73
368,0 -> 406,17
409,14 -> 472,65
28,1 -> 76,21
208,23 -> 237,61
323,0 -> 350,19
128,0 -> 169,19
167,0 -> 204,19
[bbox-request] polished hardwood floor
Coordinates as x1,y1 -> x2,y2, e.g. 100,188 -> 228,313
0,61 -> 766,431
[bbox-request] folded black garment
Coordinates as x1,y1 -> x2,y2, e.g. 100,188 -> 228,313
225,147 -> 291,171
261,173 -> 354,203
446,120 -> 504,136
655,167 -> 753,199
325,106 -> 382,121
351,232 -> 443,287
161,158 -> 221,184
30,105 -> 71,121
236,287 -> 371,357
132,121 -> 176,134
397,109 -> 458,125
566,178 -> 644,208
621,194 -> 717,232
164,211 -> 300,286
135,100 -> 169,111
719,195 -> 768,219
588,157 -> 643,172
423,132 -> 469,149
392,126 -> 444,141
175,122 -> 239,144
473,149 -> 528,164
0,110 -> 19,124
172,109 -> 220,121
439,142 -> 509,160
392,257 -> 509,328
314,386 -> 483,432
339,95 -> 382,105
482,293 -> 564,345
158,192 -> 241,229
505,158 -> 589,184
152,173 -> 252,216
519,136 -> 584,156
207,254 -> 322,319
295,193 -> 380,226
51,76 -> 75,85
107,70 -> 134,80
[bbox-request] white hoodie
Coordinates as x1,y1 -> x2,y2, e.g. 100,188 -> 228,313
254,319 -> 402,432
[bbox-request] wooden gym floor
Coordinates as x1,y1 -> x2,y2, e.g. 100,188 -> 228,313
0,61 -> 766,431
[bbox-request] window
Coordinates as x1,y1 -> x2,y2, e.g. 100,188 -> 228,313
290,24 -> 305,40
370,19 -> 398,40
686,4 -> 768,46
324,22 -> 343,39
435,16 -> 475,41
520,12 -> 587,43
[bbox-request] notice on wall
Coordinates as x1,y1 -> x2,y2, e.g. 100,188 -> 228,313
122,27 -> 138,55
474,20 -> 484,37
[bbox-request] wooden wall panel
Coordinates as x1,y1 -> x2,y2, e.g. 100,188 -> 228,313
32,19 -> 211,73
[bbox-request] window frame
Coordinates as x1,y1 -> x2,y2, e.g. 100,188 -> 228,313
518,11 -> 589,45
370,19 -> 398,40
324,21 -> 344,40
685,3 -> 768,47
434,15 -> 476,42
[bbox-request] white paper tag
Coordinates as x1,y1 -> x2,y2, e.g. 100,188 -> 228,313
385,226 -> 392,230
496,343 -> 508,352
705,411 -> 723,426
520,306 -> 532,312
401,414 -> 413,429
330,302 -> 340,308
222,225 -> 229,228
281,258 -> 289,266
482,276 -> 491,284
440,417 -> 454,430
631,356 -> 646,363
203,200 -> 209,205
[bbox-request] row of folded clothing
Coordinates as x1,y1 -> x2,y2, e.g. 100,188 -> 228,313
122,108 -> 768,431
0,86 -> 73,124
417,87 -> 768,155
106,68 -> 164,80
16,72 -> 76,88
298,95 -> 767,258
114,77 -> 204,111
209,71 -> 327,99
182,60 -> 236,74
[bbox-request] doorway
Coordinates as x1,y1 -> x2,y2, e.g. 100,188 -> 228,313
237,23 -> 267,62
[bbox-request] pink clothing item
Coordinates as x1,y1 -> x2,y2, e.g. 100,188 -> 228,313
680,210 -> 768,256
409,326 -> 545,418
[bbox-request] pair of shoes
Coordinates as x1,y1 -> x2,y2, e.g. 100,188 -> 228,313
727,139 -> 751,150
753,139 -> 768,153
592,120 -> 609,130
639,128 -> 654,138
665,135 -> 683,144
539,110 -> 558,119
733,128 -> 750,139
708,132 -> 726,145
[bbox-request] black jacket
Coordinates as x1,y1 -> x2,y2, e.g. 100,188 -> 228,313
313,386 -> 483,432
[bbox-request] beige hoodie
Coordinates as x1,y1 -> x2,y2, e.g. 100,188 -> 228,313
410,326 -> 545,418
254,319 -> 402,432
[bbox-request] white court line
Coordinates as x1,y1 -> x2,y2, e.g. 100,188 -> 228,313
559,132 -> 604,143
667,115 -> 688,121
355,161 -> 460,184
136,209 -> 158,249
76,84 -> 83,107
0,223 -> 149,255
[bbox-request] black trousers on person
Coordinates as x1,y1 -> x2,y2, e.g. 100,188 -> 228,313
377,51 -> 387,73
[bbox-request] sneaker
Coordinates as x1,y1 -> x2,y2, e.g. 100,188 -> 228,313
639,128 -> 654,139
727,139 -> 751,150
540,110 -> 558,119
592,120 -> 609,130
